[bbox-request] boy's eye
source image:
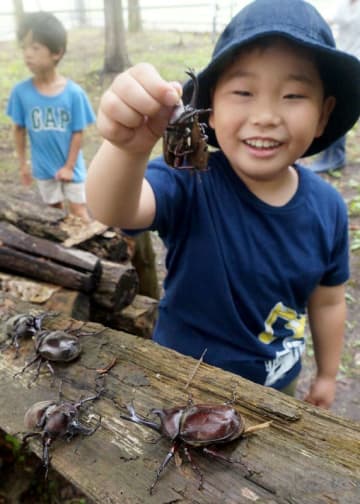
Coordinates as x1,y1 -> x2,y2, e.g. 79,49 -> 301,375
284,93 -> 306,99
233,90 -> 252,97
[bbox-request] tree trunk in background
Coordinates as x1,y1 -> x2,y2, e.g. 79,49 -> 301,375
103,0 -> 130,73
74,0 -> 87,26
12,0 -> 24,33
128,0 -> 142,33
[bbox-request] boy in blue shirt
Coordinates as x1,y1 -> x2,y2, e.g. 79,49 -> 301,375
86,0 -> 360,408
7,12 -> 95,222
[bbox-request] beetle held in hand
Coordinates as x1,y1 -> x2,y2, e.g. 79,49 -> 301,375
163,69 -> 211,171
120,397 -> 271,494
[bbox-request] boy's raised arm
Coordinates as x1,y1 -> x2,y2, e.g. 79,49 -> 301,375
86,63 -> 182,228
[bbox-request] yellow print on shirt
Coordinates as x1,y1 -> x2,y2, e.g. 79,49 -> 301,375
258,301 -> 305,344
258,302 -> 306,387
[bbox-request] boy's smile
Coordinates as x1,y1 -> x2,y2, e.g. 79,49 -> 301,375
209,38 -> 335,194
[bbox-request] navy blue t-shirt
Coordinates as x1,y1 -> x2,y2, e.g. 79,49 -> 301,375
139,151 -> 349,389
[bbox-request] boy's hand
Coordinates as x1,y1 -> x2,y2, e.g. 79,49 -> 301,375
97,63 -> 182,154
20,161 -> 32,186
55,165 -> 74,182
304,375 -> 336,409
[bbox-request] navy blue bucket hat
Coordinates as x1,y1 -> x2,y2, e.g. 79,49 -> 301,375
183,0 -> 360,157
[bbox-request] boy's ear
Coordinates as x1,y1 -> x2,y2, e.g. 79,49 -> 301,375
315,96 -> 336,138
52,49 -> 64,64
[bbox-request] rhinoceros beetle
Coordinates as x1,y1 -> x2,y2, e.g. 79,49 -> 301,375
163,69 -> 211,171
23,382 -> 103,478
1,312 -> 56,358
14,323 -> 104,383
120,397 -> 271,494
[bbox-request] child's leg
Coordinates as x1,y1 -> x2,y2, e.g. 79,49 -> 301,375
64,182 -> 91,223
68,201 -> 91,222
280,377 -> 298,397
36,179 -> 64,209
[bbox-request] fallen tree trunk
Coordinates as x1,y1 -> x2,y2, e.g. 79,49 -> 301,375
0,294 -> 359,504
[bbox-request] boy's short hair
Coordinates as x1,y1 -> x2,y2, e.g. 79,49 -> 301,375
184,0 -> 360,157
17,11 -> 67,55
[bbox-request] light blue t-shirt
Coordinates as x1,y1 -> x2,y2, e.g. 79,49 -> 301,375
6,78 -> 95,182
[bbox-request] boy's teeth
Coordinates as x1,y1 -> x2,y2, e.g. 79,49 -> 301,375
245,139 -> 280,148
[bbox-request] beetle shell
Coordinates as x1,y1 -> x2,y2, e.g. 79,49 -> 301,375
152,404 -> 245,446
24,400 -> 56,430
35,330 -> 81,362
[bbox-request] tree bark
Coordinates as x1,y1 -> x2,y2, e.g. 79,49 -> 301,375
128,0 -> 142,32
12,0 -> 24,33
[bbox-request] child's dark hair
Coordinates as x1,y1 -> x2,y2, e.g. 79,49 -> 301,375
17,11 -> 67,55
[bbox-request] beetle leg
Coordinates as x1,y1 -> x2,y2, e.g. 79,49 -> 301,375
42,435 -> 52,479
202,446 -> 253,477
202,445 -> 235,463
149,439 -> 181,495
13,354 -> 41,378
183,445 -> 204,490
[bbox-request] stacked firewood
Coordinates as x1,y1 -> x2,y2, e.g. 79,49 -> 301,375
0,187 -> 158,338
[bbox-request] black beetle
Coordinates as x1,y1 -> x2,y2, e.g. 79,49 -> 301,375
23,383 -> 102,478
163,69 -> 211,171
120,397 -> 271,493
1,312 -> 56,358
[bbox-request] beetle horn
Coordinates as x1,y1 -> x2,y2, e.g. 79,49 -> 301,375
185,68 -> 198,108
120,403 -> 161,433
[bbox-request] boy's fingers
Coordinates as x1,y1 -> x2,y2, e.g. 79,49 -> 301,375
129,63 -> 182,106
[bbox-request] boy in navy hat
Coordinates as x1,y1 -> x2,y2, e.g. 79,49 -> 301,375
87,0 -> 360,408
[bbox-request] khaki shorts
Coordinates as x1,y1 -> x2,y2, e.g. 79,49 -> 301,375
37,179 -> 86,205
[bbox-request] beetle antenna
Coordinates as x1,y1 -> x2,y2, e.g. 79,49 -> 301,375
184,348 -> 207,390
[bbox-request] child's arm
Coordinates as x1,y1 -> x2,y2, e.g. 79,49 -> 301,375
55,131 -> 83,182
13,124 -> 32,186
305,283 -> 346,409
86,63 -> 182,228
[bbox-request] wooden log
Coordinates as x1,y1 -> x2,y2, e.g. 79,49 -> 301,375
77,228 -> 135,263
0,245 -> 96,293
91,260 -> 139,311
0,187 -> 68,241
0,294 -> 359,504
0,222 -> 102,275
93,294 -> 158,338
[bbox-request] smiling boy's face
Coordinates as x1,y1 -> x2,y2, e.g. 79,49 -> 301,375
209,38 -> 335,184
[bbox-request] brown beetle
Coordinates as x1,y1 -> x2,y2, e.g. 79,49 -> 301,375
163,69 -> 211,171
120,398 -> 271,493
23,383 -> 102,478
